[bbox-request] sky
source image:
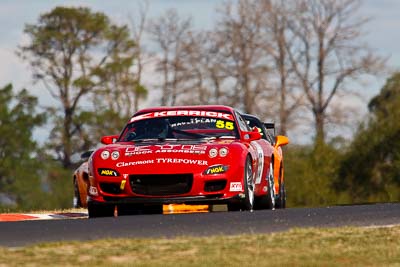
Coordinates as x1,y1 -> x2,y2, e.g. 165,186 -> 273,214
1,0 -> 399,143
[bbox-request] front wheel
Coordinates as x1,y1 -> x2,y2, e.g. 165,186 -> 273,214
255,162 -> 275,210
276,181 -> 286,209
73,178 -> 82,208
227,157 -> 254,211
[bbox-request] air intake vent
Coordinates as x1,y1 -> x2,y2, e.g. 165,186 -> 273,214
100,183 -> 122,194
204,180 -> 227,192
130,174 -> 193,196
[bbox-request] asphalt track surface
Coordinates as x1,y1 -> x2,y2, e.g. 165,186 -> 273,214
1,203 -> 399,247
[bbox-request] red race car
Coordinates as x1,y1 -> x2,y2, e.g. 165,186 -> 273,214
86,105 -> 289,218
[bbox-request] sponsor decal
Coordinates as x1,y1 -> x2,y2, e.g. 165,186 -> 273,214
98,168 -> 119,176
116,160 -> 154,167
156,158 -> 208,165
229,182 -> 243,192
204,164 -> 229,175
125,146 -> 152,156
130,110 -> 234,122
117,158 -> 208,167
154,144 -> 207,155
125,145 -> 207,156
89,186 -> 98,196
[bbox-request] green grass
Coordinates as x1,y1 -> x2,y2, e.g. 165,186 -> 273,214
0,225 -> 399,266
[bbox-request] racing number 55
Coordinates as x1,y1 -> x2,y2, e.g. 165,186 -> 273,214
216,120 -> 234,130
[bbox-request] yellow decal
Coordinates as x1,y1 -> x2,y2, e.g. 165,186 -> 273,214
215,120 -> 234,130
209,166 -> 224,174
120,180 -> 126,190
205,165 -> 228,175
101,169 -> 115,176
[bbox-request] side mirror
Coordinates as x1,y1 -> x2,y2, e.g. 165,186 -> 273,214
275,135 -> 289,147
241,128 -> 262,141
101,135 -> 119,145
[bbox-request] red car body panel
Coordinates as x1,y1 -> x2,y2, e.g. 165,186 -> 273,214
82,105 -> 288,214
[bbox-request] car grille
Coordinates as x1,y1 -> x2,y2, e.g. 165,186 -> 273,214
129,174 -> 193,196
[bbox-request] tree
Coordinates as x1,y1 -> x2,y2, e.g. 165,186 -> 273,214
19,7 -> 139,168
147,9 -> 193,106
129,1 -> 150,112
215,0 -> 270,114
0,84 -> 46,210
258,0 -> 303,136
336,72 -> 400,203
285,143 -> 344,207
286,0 -> 384,144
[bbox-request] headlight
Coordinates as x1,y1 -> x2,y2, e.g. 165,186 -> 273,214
209,148 -> 218,158
219,147 -> 228,157
101,150 -> 110,160
111,151 -> 120,160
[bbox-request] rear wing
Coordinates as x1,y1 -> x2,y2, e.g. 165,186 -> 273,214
264,122 -> 276,137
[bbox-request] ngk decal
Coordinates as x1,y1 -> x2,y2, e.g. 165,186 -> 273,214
130,110 -> 234,122
125,146 -> 152,156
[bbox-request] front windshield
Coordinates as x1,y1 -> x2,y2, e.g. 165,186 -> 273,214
119,111 -> 239,141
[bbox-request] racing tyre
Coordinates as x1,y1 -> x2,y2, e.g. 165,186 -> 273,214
276,181 -> 286,209
227,157 -> 254,211
88,201 -> 115,218
73,178 -> 82,208
255,162 -> 275,210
